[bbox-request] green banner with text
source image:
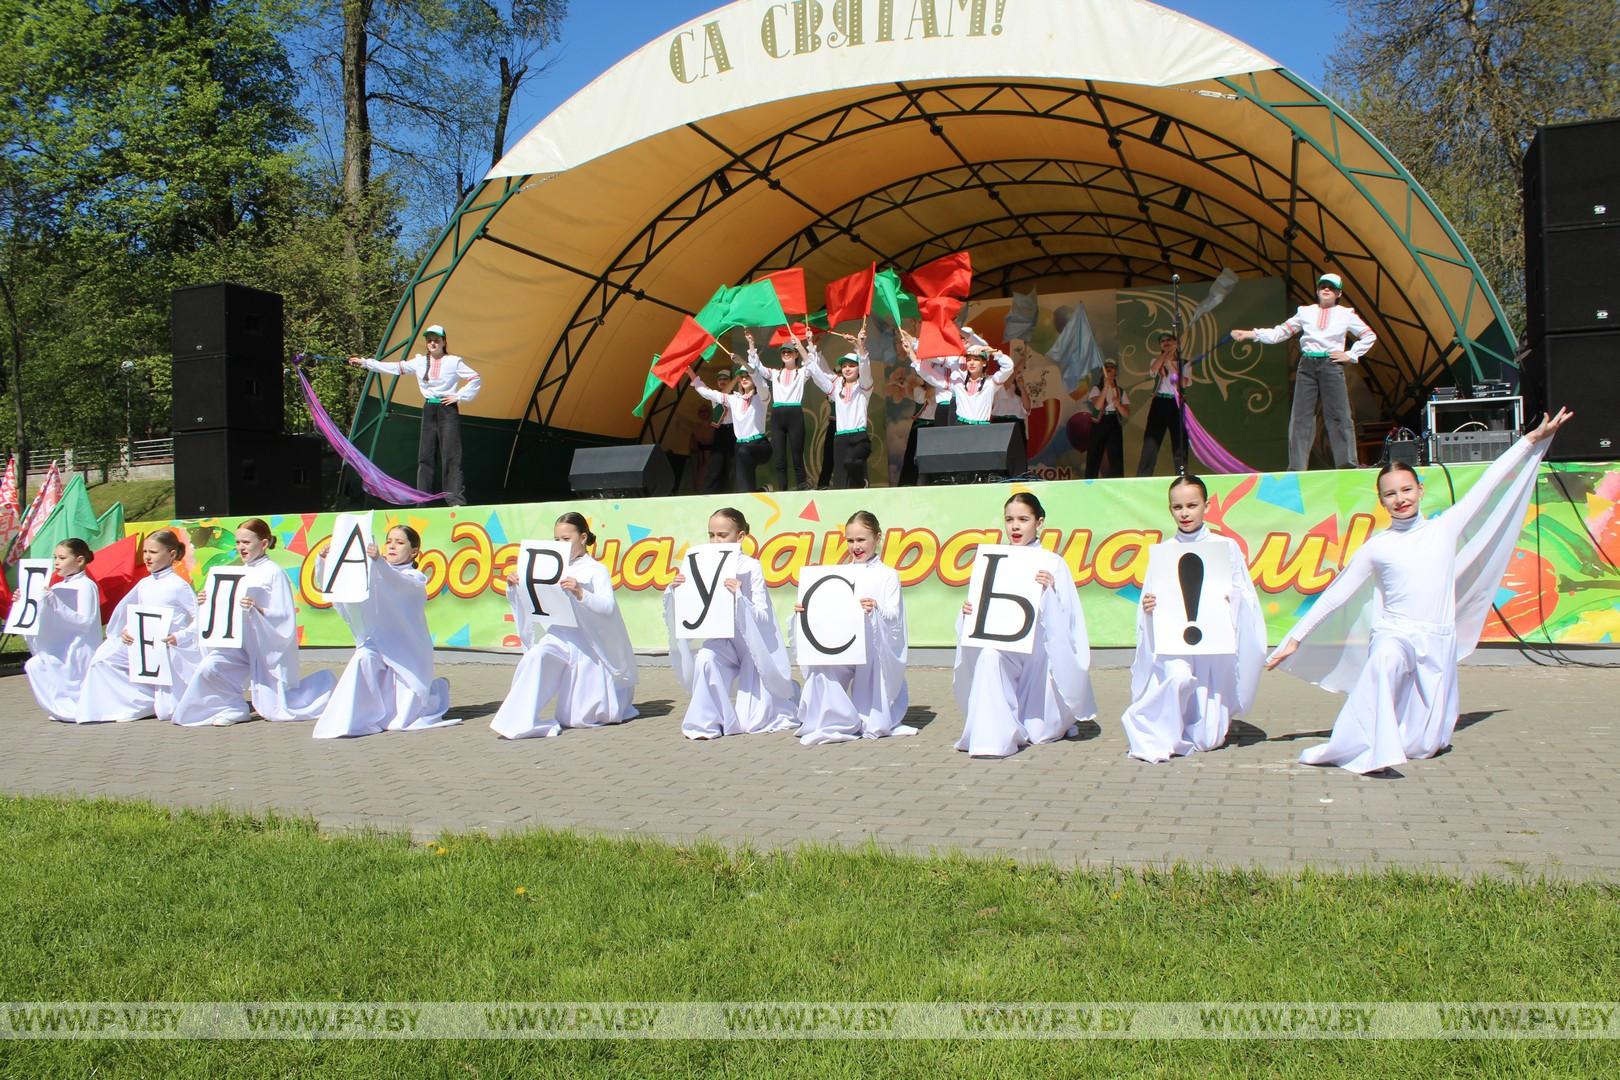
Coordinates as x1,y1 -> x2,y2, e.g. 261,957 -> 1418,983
131,462 -> 1620,652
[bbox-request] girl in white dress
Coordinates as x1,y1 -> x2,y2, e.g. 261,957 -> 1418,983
491,512 -> 638,739
793,511 -> 915,745
312,524 -> 457,739
25,538 -> 103,722
1267,409 -> 1572,774
172,518 -> 336,727
954,492 -> 1097,757
75,529 -> 201,723
665,507 -> 799,739
1120,476 -> 1266,762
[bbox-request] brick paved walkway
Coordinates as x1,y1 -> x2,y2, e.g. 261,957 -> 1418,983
2,658 -> 1616,879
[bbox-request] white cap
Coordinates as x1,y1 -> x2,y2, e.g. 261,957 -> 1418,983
423,324 -> 447,338
1316,273 -> 1343,291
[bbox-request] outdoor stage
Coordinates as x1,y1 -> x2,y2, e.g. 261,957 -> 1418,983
135,458 -> 1620,653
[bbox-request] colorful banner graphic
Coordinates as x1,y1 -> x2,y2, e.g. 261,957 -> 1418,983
131,461 -> 1620,652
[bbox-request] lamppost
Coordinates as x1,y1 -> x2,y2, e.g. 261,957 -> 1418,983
120,360 -> 135,474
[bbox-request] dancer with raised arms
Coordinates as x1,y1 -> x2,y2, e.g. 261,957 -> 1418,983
313,524 -> 457,738
665,507 -> 798,739
1266,409 -> 1572,773
793,510 -> 914,745
953,492 -> 1097,757
491,512 -> 638,739
690,364 -> 771,493
745,331 -> 810,491
798,327 -> 874,488
1120,476 -> 1266,762
76,530 -> 201,723
907,333 -> 1012,425
23,539 -> 103,722
172,518 -> 336,727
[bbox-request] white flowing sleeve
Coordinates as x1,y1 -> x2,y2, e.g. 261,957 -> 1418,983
46,582 -> 100,629
662,585 -> 696,691
1228,538 -> 1267,715
1448,436 -> 1550,656
733,562 -> 798,704
506,577 -> 541,649
1271,543 -> 1379,693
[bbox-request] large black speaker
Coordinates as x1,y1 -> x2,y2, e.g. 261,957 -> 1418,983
1520,333 -> 1619,461
569,444 -> 675,497
170,283 -> 285,432
174,431 -> 323,517
915,422 -> 1027,481
1523,118 -> 1619,233
1524,225 -> 1620,340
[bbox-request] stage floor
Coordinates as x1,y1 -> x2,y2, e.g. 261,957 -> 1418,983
5,659 -> 1618,880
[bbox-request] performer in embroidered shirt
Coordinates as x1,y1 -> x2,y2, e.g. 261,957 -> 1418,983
744,331 -> 811,491
349,324 -> 481,504
1232,273 -> 1375,471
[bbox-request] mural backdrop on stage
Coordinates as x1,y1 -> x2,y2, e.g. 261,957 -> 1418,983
131,462 -> 1620,652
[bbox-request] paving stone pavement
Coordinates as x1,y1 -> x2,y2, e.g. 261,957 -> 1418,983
3,657 -> 1617,880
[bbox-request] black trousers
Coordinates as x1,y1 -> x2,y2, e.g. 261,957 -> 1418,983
770,407 -> 807,490
898,417 -> 930,486
1137,395 -> 1187,476
703,426 -> 735,494
733,437 -> 770,492
417,401 -> 466,505
1085,413 -> 1124,479
831,431 -> 871,489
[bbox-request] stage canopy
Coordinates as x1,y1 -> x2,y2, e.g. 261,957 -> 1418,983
351,0 -> 1517,499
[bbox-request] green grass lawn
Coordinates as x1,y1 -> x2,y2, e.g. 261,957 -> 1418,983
87,477 -> 175,524
1,795 -> 1615,1077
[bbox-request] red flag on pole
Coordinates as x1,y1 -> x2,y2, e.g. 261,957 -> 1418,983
650,316 -> 720,388
761,268 -> 807,317
86,533 -> 147,624
903,251 -> 973,300
824,265 -> 875,326
914,296 -> 967,359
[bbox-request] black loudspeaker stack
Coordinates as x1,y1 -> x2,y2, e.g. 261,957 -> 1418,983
569,445 -> 676,498
171,283 -> 322,516
1521,118 -> 1620,461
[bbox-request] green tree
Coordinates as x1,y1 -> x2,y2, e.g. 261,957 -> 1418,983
1327,0 -> 1620,334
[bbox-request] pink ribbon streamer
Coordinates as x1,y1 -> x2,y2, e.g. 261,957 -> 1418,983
295,359 -> 449,505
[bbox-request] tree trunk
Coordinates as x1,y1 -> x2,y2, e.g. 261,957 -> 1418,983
341,0 -> 374,350
490,55 -> 525,172
0,268 -> 28,506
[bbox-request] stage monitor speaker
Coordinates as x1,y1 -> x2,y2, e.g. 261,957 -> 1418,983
1524,224 -> 1620,340
170,283 -> 285,433
569,444 -> 675,497
915,422 -> 1027,481
1519,332 -> 1619,461
174,430 -> 323,517
1523,118 -> 1620,233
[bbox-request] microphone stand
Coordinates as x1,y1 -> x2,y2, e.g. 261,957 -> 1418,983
1170,273 -> 1188,476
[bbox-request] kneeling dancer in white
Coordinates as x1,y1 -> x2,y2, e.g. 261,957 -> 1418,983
1266,408 -> 1572,774
313,523 -> 457,738
25,539 -> 104,722
491,511 -> 638,739
172,517 -> 336,727
1120,475 -> 1265,762
793,510 -> 914,745
954,491 -> 1097,758
666,507 -> 798,739
76,529 -> 201,723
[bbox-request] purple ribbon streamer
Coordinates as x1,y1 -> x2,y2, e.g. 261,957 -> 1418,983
1167,336 -> 1257,475
295,361 -> 449,505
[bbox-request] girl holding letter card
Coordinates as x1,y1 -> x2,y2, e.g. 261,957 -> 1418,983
24,539 -> 103,722
313,524 -> 457,738
491,512 -> 638,739
75,530 -> 201,723
665,507 -> 798,739
953,492 -> 1097,758
793,511 -> 915,745
172,518 -> 336,727
1120,476 -> 1266,762
1267,409 -> 1572,774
